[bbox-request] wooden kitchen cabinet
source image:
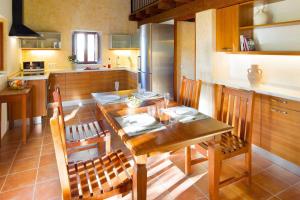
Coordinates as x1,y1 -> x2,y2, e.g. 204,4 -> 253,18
91,71 -> 129,92
252,94 -> 262,146
48,70 -> 137,102
65,72 -> 92,100
260,95 -> 300,165
12,79 -> 47,119
128,71 -> 138,89
216,5 -> 239,52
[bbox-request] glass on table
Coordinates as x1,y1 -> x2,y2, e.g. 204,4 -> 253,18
147,105 -> 156,118
114,81 -> 119,91
163,92 -> 170,108
155,101 -> 170,125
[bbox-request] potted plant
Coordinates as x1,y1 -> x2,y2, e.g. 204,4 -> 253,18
68,55 -> 78,69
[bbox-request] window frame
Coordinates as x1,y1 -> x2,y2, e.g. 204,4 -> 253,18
72,31 -> 101,64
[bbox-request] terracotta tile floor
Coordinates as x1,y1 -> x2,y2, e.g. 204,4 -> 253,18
0,103 -> 299,200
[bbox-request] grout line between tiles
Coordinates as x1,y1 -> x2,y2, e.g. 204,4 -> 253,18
32,131 -> 45,200
0,141 -> 21,193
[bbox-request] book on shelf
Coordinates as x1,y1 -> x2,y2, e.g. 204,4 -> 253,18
240,35 -> 255,51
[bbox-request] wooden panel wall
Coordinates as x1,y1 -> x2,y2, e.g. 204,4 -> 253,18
0,22 -> 3,71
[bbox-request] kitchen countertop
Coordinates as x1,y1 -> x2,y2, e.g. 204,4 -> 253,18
9,67 -> 138,81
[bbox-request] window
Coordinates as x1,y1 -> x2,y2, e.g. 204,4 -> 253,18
72,31 -> 100,64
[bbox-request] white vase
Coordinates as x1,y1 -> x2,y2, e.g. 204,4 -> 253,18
254,8 -> 269,25
247,65 -> 263,87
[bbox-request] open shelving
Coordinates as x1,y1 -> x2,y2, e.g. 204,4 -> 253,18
216,0 -> 300,56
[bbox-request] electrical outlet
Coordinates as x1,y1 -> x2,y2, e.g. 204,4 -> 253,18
48,63 -> 57,68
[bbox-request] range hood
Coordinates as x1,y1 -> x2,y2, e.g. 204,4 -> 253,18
9,0 -> 40,38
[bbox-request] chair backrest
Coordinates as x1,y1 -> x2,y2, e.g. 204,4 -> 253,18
179,76 -> 202,109
53,87 -> 66,129
217,86 -> 254,143
50,107 -> 71,200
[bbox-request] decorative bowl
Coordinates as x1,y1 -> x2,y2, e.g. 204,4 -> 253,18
126,96 -> 143,108
8,80 -> 27,90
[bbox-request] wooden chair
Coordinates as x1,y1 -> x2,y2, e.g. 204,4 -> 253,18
179,76 -> 202,109
50,107 -> 133,199
185,86 -> 255,199
53,87 -> 111,155
178,76 -> 202,175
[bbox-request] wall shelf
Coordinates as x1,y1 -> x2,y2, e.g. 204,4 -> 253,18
240,19 -> 300,30
21,48 -> 61,50
231,51 -> 300,56
216,0 -> 300,56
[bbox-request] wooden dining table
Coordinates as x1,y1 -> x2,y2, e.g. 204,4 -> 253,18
96,90 -> 233,200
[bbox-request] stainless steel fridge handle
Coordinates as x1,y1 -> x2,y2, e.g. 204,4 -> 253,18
137,56 -> 141,71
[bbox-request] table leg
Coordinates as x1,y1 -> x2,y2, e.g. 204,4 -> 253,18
132,155 -> 147,200
0,102 -> 1,147
208,142 -> 222,200
22,95 -> 27,144
185,146 -> 191,175
29,93 -> 34,131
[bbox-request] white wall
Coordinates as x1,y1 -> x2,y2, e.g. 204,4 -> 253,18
0,0 -> 21,74
0,0 -> 21,138
196,9 -> 216,117
176,21 -> 196,98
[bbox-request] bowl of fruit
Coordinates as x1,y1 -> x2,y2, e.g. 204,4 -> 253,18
8,80 -> 27,90
126,96 -> 143,108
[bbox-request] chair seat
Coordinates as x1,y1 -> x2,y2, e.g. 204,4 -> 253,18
65,121 -> 106,143
68,149 -> 133,199
199,132 -> 247,154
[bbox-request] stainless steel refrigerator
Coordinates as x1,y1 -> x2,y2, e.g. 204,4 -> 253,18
138,23 -> 174,97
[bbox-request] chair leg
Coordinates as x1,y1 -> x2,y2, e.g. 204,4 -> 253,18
185,146 -> 191,175
208,143 -> 222,200
105,133 -> 111,154
245,150 -> 252,184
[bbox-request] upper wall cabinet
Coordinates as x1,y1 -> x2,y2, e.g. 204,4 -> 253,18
216,5 -> 239,52
216,0 -> 300,55
21,32 -> 61,50
110,31 -> 140,50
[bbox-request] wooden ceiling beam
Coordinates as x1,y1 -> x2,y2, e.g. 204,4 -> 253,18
158,0 -> 176,10
138,0 -> 251,25
145,5 -> 162,15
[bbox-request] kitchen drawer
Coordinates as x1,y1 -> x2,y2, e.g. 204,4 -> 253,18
261,101 -> 300,165
262,94 -> 300,112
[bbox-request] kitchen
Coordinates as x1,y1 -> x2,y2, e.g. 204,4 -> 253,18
0,0 -> 299,200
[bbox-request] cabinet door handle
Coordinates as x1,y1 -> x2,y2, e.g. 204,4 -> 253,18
271,108 -> 288,115
222,48 -> 232,51
271,98 -> 287,104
